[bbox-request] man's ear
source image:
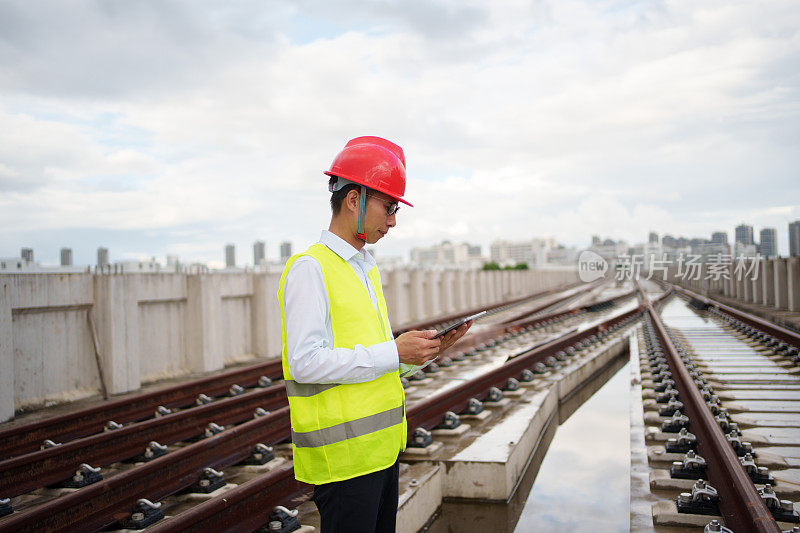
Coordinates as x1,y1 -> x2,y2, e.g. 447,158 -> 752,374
345,189 -> 360,213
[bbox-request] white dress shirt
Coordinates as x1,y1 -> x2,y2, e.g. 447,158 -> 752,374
283,230 -> 400,384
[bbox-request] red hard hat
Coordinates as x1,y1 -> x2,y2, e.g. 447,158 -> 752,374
324,136 -> 413,206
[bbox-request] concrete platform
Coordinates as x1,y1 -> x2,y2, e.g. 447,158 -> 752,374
440,386 -> 557,501
397,462 -> 444,533
420,334 -> 632,502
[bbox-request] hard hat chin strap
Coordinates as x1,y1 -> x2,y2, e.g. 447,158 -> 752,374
356,185 -> 367,241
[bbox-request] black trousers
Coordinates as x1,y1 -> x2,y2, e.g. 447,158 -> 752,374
312,459 -> 399,533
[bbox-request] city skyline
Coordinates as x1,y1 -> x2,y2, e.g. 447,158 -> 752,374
6,218 -> 799,271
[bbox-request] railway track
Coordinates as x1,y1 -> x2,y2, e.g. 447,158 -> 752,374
636,282 -> 800,531
145,283 -> 644,532
0,281 -> 637,532
0,281 -> 599,463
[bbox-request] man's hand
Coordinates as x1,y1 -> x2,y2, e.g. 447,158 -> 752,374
395,330 -> 441,365
438,320 -> 472,354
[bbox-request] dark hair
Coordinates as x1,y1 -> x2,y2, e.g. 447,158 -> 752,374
329,176 -> 361,215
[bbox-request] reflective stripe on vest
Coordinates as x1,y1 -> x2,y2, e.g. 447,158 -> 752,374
278,243 -> 406,484
292,405 -> 405,448
284,380 -> 338,398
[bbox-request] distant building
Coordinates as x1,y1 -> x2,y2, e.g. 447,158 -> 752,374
280,241 -> 292,261
648,232 -> 659,244
491,238 -> 555,268
0,256 -> 26,271
693,242 -> 729,260
97,247 -> 109,267
711,232 -> 728,245
376,255 -> 404,270
410,241 -> 484,269
733,242 -> 757,258
790,220 -> 800,257
225,244 -> 236,268
735,223 -> 754,246
591,235 -> 601,246
758,228 -> 777,258
114,258 -> 162,273
546,245 -> 579,266
253,240 -> 266,266
590,239 -> 630,265
60,248 -> 73,266
1,249 -> 84,273
166,255 -> 179,269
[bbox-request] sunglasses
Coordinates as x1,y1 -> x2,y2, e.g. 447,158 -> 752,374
366,193 -> 400,216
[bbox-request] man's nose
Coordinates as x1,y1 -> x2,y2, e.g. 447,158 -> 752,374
387,213 -> 396,227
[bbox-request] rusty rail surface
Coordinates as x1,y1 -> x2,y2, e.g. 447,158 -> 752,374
393,281 -> 584,334
147,462 -> 309,533
1,285 -> 616,499
497,281 -> 602,324
0,359 -> 284,460
149,290 -> 643,533
1,287 -> 644,532
1,283 -> 584,461
0,407 -> 292,533
406,302 -> 644,435
435,287 -> 634,366
643,298 -> 780,532
0,384 -> 287,497
504,288 -> 635,328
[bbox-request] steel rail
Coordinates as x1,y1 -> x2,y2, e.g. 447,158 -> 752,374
0,359 -> 283,460
436,288 -> 635,364
0,407 -> 292,533
669,283 -> 800,348
643,298 -> 780,532
1,284 -> 619,497
406,303 -> 644,434
147,462 -> 309,533
503,288 -> 636,329
497,282 -> 600,324
0,284 -> 583,460
0,384 -> 287,497
2,289 -> 646,532
393,282 -> 583,334
143,291 -> 641,532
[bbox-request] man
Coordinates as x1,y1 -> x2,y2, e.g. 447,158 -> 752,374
278,136 -> 471,533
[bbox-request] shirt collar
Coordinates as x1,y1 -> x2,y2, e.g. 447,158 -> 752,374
319,230 -> 376,267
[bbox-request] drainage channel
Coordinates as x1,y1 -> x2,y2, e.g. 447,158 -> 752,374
422,347 -> 632,532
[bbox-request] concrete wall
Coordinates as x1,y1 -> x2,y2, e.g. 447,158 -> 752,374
668,257 -> 795,314
0,267 -> 577,421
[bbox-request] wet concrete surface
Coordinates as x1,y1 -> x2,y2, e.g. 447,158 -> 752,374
423,347 -> 632,532
512,359 -> 630,532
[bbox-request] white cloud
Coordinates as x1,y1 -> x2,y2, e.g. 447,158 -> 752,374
1,0 -> 799,264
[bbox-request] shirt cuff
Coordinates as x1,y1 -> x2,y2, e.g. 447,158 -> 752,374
399,363 -> 419,377
372,339 -> 400,376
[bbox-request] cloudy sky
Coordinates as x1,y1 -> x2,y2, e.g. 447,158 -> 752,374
1,0 -> 798,267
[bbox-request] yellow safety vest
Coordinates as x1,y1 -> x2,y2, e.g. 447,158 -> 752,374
278,243 -> 406,484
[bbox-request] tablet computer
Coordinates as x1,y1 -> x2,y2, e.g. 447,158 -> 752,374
433,310 -> 486,339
